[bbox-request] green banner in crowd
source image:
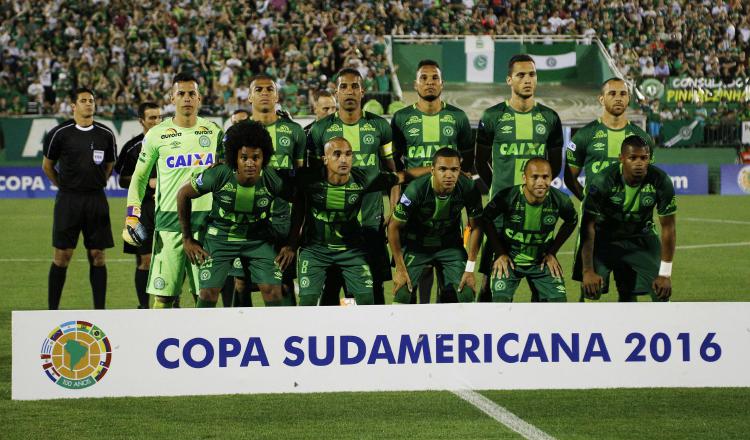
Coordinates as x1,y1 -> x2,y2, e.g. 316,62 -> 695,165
662,119 -> 705,148
642,77 -> 750,104
525,43 -> 577,82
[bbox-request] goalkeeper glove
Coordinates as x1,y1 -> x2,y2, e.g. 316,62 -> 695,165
123,206 -> 148,247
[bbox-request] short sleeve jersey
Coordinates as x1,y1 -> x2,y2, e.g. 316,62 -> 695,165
392,174 -> 482,250
476,102 -> 563,197
190,164 -> 292,242
309,111 -> 393,227
583,164 -> 677,241
391,102 -> 474,168
43,120 -> 117,192
566,119 -> 654,184
263,117 -> 306,221
297,168 -> 399,250
482,186 -> 577,266
126,117 -> 224,231
114,133 -> 156,198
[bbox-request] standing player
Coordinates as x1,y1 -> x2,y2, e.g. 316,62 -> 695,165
290,137 -> 412,306
475,54 -> 564,302
176,121 -> 294,307
578,136 -> 676,302
114,102 -> 162,309
388,148 -> 482,304
564,77 -> 654,200
391,59 -> 474,304
308,68 -> 396,305
473,158 -> 577,302
124,72 -> 223,309
42,87 -> 117,309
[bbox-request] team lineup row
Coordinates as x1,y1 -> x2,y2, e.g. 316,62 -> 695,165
42,54 -> 675,310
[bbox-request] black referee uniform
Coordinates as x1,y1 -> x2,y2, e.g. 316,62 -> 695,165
43,120 -> 116,309
114,133 -> 155,309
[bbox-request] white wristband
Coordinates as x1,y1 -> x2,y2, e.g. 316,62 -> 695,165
659,261 -> 672,277
465,260 -> 476,272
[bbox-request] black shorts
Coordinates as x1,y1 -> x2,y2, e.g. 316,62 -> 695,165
363,225 -> 392,283
52,191 -> 114,250
123,197 -> 155,255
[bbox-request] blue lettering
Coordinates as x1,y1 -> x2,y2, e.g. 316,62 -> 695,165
436,334 -> 454,363
583,333 -> 611,362
367,335 -> 396,364
166,156 -> 175,168
397,334 -> 432,364
283,336 -> 304,366
497,333 -> 519,363
240,337 -> 270,367
175,155 -> 187,167
458,334 -> 480,363
309,336 -> 335,366
156,337 -> 180,369
483,334 -> 493,362
341,335 -> 366,365
552,333 -> 579,362
219,338 -> 241,367
521,333 -> 549,362
183,338 -> 213,368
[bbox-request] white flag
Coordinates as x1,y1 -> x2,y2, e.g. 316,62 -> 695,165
465,36 -> 494,83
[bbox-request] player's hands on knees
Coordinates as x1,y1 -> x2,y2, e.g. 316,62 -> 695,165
540,253 -> 563,279
652,276 -> 672,300
582,269 -> 604,300
458,271 -> 475,292
275,246 -> 296,272
182,237 -> 209,265
491,254 -> 514,280
393,265 -> 412,293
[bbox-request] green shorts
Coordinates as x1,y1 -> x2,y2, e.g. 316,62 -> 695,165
200,236 -> 282,289
490,264 -> 567,302
228,219 -> 294,279
395,246 -> 473,303
147,230 -> 200,297
573,234 -> 661,298
297,244 -> 374,306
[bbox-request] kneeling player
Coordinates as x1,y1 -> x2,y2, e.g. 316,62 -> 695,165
475,158 -> 577,302
290,137 -> 415,306
388,148 -> 482,303
176,120 -> 295,307
576,135 -> 676,302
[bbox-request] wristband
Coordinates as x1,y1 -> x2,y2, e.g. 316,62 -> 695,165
127,206 -> 141,218
659,261 -> 672,277
465,260 -> 476,272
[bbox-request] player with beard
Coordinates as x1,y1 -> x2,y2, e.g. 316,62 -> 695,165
475,54 -> 564,303
390,59 -> 474,304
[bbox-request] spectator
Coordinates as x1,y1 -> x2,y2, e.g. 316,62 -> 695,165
654,58 -> 670,79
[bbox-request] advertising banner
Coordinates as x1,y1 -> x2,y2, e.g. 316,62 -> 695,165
720,164 -> 750,195
641,77 -> 750,104
13,304 -> 750,400
0,167 -> 126,198
551,164 -> 708,196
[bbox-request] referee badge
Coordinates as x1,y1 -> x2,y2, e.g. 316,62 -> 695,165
93,150 -> 104,165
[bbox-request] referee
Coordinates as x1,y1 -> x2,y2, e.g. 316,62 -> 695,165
42,88 -> 117,309
114,102 -> 161,309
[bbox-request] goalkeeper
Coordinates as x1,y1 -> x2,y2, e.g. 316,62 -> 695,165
125,72 -> 223,308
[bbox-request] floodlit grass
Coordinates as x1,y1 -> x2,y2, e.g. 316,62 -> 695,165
1,196 -> 749,439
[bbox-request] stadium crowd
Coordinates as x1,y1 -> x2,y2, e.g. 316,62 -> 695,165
2,0 -> 749,122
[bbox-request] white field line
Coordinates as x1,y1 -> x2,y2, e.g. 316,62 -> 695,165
452,389 -> 557,440
683,217 -> 750,225
556,241 -> 750,256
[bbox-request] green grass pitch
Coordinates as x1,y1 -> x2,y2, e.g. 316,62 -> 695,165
1,196 -> 749,439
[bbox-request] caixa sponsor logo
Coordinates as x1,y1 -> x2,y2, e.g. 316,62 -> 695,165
166,153 -> 215,168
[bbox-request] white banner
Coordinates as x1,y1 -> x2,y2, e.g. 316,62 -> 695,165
465,36 -> 494,83
13,303 -> 750,400
742,121 -> 750,145
530,52 -> 577,70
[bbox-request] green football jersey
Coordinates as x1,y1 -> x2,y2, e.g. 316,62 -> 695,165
477,102 -> 563,197
392,174 -> 482,250
391,102 -> 473,168
190,164 -> 292,242
127,117 -> 224,231
262,117 -> 306,222
583,164 -> 677,241
308,111 -> 393,227
566,119 -> 654,184
482,186 -> 577,266
297,168 -> 399,250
